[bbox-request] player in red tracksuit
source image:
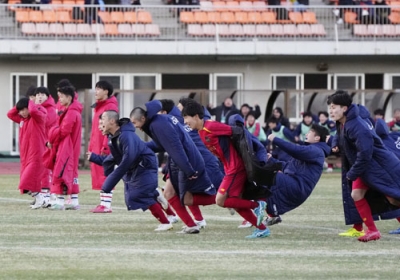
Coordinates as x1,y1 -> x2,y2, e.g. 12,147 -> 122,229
182,100 -> 270,239
7,97 -> 47,209
88,80 -> 119,213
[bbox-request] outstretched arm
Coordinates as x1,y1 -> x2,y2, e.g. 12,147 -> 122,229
271,137 -> 321,163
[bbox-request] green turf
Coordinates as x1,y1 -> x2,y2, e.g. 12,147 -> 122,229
0,173 -> 399,280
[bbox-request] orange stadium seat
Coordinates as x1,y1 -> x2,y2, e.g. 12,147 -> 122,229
289,12 -> 304,24
187,24 -> 203,36
391,1 -> 400,12
344,11 -> 359,24
180,11 -> 195,24
389,12 -> 400,23
255,24 -> 271,36
234,11 -> 248,24
145,24 -> 161,36
111,11 -> 125,23
137,11 -> 152,24
207,12 -> 222,23
303,12 -> 317,24
16,10 -> 30,23
104,24 -> 119,36
247,12 -> 262,24
56,11 -> 72,23
194,12 -> 208,24
261,11 -> 277,24
98,11 -> 112,23
43,10 -> 57,23
243,24 -> 256,36
220,11 -> 235,23
124,11 -> 137,23
29,11 -> 43,23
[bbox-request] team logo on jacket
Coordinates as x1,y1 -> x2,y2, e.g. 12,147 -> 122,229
20,121 -> 24,128
395,137 -> 400,149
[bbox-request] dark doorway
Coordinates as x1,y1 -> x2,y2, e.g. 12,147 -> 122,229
162,74 -> 209,89
365,74 -> 384,89
304,74 -> 328,89
47,73 -> 92,101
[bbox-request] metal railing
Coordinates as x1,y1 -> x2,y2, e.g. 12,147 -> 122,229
1,4 -> 399,41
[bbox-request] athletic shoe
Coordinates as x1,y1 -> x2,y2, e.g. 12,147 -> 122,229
154,223 -> 173,232
195,219 -> 207,229
30,194 -> 44,210
167,215 -> 180,224
263,216 -> 282,226
177,226 -> 200,234
42,196 -> 51,208
30,198 -> 36,206
254,201 -> 267,226
156,188 -> 169,210
245,228 -> 271,239
326,167 -> 333,173
65,204 -> 80,210
228,208 -> 236,215
338,228 -> 365,237
358,230 -> 381,242
238,220 -> 253,228
90,205 -> 112,213
389,227 -> 400,234
48,203 -> 65,210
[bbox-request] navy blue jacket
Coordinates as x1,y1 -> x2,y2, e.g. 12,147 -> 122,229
338,104 -> 400,224
266,137 -> 331,215
375,118 -> 400,159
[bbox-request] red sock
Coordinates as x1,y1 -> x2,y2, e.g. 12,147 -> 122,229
192,194 -> 216,206
328,164 -> 333,168
164,205 -> 176,216
223,197 -> 258,209
148,203 -> 170,224
188,205 -> 203,221
353,223 -> 363,231
236,208 -> 266,230
168,195 -> 196,227
354,198 -> 378,232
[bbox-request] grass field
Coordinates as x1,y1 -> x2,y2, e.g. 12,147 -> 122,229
1,173 -> 400,280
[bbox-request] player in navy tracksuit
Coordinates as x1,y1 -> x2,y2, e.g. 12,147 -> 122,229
130,100 -> 217,234
88,111 -> 172,231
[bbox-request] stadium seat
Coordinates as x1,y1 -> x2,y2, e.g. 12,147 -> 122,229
76,24 -> 92,36
220,12 -> 235,23
234,12 -> 248,24
200,1 -> 213,11
98,11 -> 112,24
239,1 -> 253,11
217,24 -> 230,36
382,24 -> 396,37
64,23 -> 78,35
43,10 -> 57,23
137,11 -> 152,24
311,24 -> 327,36
131,24 -> 146,36
124,11 -> 137,23
389,12 -> 400,24
29,11 -> 44,23
180,12 -> 195,24
229,24 -> 244,36
255,24 -> 271,36
367,25 -> 384,37
49,23 -> 64,35
21,23 -> 36,35
253,1 -> 267,11
270,24 -> 284,36
247,12 -> 262,24
203,24 -> 216,36
261,12 -> 277,24
303,12 -> 317,24
35,23 -> 50,35
145,24 -> 161,36
118,24 -> 133,35
187,24 -> 204,36
289,12 -> 304,24
283,24 -> 298,36
391,1 -> 400,12
56,11 -> 72,23
207,12 -> 222,23
62,0 -> 75,11
213,1 -> 226,12
104,24 -> 119,36
396,24 -> 400,36
111,11 -> 125,24
51,0 -> 63,10
16,11 -> 30,23
91,23 -> 105,36
344,11 -> 359,24
243,24 -> 256,36
194,12 -> 208,24
297,24 -> 313,36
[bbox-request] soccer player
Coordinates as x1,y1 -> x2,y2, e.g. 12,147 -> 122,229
35,86 -> 57,206
88,80 -> 119,213
44,86 -> 82,210
88,111 -> 172,231
182,100 -> 269,239
328,90 -> 400,242
7,97 -> 47,209
130,100 -> 217,234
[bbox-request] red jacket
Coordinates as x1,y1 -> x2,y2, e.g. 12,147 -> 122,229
88,96 -> 119,190
41,96 -> 57,188
46,100 -> 82,195
7,101 -> 47,193
199,120 -> 245,175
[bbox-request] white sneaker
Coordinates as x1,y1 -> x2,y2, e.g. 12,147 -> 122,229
238,220 -> 253,228
167,215 -> 180,224
156,188 -> 169,210
228,208 -> 236,215
195,219 -> 207,229
31,193 -> 44,209
326,167 -> 333,173
177,225 -> 200,234
154,223 -> 173,231
336,18 -> 343,25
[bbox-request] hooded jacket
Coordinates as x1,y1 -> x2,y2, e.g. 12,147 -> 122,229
208,102 -> 240,123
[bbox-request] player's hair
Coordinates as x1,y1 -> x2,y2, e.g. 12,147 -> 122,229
16,97 -> 29,111
25,85 -> 37,97
159,99 -> 175,114
95,80 -> 113,97
181,100 -> 204,119
130,107 -> 147,120
58,86 -> 75,101
267,116 -> 279,124
34,86 -> 50,97
318,111 -> 329,118
310,124 -> 328,143
373,108 -> 384,116
178,97 -> 193,108
302,111 -> 313,118
56,79 -> 72,90
103,110 -> 119,123
327,90 -> 352,107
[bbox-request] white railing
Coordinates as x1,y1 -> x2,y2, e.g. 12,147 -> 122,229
1,4 -> 400,41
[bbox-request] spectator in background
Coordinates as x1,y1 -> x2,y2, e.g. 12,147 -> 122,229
373,108 -> 385,120
388,108 -> 400,132
84,0 -> 105,24
318,111 -> 336,136
293,111 -> 314,144
272,107 -> 291,129
266,117 -> 295,161
240,103 -> 261,120
246,112 -> 267,145
375,0 -> 391,24
207,97 -> 240,124
333,0 -> 354,25
26,85 -> 37,102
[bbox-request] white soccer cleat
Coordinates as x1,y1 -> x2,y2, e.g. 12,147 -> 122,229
31,193 -> 45,210
326,167 -> 333,173
156,188 -> 169,210
195,219 -> 207,229
177,225 -> 200,234
154,223 -> 173,232
167,215 -> 180,224
238,220 -> 253,228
